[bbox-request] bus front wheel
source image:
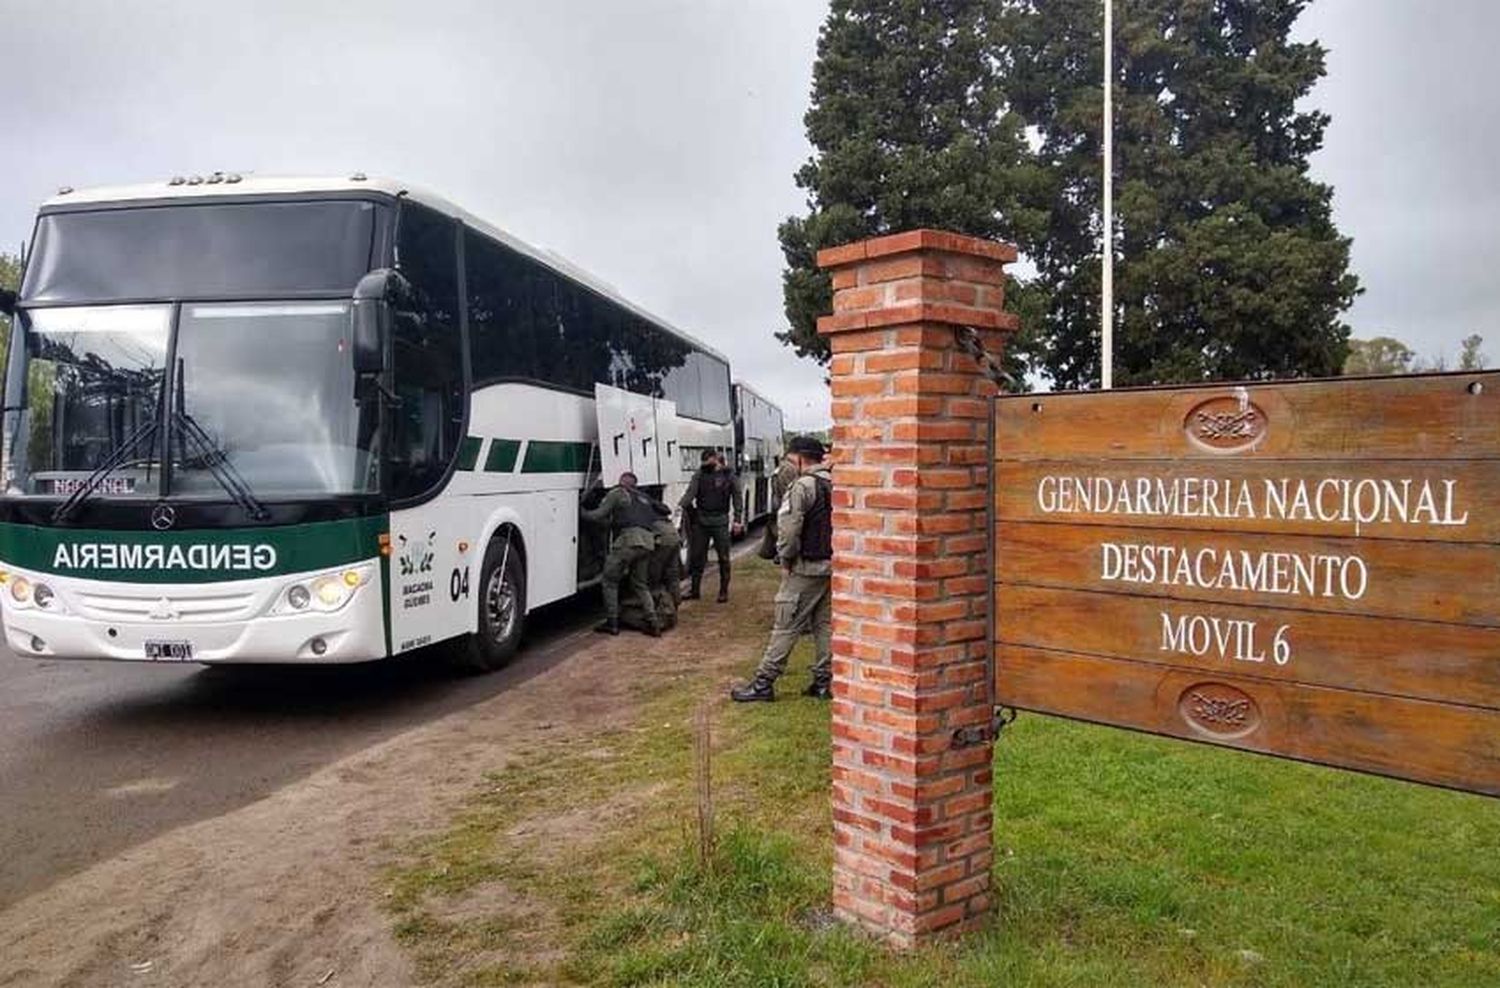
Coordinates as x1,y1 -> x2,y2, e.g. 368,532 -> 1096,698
454,534 -> 526,673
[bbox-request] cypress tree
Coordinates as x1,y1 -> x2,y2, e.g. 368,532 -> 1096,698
777,0 -> 1045,379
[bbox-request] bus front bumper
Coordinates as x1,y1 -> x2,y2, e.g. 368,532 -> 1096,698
0,565 -> 388,665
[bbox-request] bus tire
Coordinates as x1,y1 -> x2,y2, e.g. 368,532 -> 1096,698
454,535 -> 526,673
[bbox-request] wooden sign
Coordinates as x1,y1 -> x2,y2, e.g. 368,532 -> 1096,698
992,373 -> 1500,797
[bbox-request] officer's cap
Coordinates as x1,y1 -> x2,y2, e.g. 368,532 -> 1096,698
787,435 -> 826,460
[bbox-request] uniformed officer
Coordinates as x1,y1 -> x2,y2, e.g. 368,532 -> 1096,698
731,436 -> 834,702
580,470 -> 660,637
652,514 -> 683,624
680,449 -> 743,603
758,454 -> 802,560
618,502 -> 682,633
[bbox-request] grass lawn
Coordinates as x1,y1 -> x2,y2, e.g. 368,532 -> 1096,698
386,558 -> 1500,987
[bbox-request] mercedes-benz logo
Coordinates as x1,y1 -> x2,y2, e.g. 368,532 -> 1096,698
150,503 -> 176,531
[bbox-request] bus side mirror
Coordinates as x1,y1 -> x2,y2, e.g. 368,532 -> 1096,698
351,299 -> 385,374
351,269 -> 406,375
0,290 -> 15,317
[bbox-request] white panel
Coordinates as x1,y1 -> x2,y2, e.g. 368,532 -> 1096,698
654,398 -> 684,487
530,492 -> 578,606
388,498 -> 473,655
594,383 -> 636,484
626,391 -> 662,486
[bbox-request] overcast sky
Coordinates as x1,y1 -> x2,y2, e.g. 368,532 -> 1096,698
1,1 -> 1495,429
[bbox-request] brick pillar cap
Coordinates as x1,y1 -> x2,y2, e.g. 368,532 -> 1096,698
816,228 -> 1019,271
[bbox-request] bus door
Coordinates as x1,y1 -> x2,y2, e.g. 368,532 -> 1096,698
653,398 -> 683,487
593,383 -> 660,486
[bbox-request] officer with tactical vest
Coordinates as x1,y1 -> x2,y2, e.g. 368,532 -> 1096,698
758,454 -> 803,561
731,435 -> 834,702
580,470 -> 661,637
679,449 -> 743,603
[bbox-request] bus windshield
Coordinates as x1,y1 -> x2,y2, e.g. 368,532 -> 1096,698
171,302 -> 375,496
6,305 -> 169,498
7,302 -> 379,498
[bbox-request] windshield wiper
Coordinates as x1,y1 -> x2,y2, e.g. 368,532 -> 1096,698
52,418 -> 160,524
169,357 -> 270,522
172,409 -> 271,522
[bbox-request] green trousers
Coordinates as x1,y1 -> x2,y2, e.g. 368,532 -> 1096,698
754,571 -> 832,683
688,520 -> 732,587
624,550 -> 679,630
603,542 -> 655,624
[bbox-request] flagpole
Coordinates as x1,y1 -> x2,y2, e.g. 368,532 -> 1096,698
1101,0 -> 1115,390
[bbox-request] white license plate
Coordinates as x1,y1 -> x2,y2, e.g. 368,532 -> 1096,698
144,640 -> 194,661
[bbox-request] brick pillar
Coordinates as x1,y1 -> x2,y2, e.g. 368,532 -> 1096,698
817,229 -> 1017,946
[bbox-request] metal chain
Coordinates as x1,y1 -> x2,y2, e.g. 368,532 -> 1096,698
951,325 -> 1022,746
953,325 -> 1015,391
951,706 -> 1020,749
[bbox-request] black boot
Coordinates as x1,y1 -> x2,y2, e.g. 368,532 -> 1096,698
717,563 -> 731,603
684,577 -> 701,601
730,675 -> 776,703
594,618 -> 620,636
803,677 -> 833,700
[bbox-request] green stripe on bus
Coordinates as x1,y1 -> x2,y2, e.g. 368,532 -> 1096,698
522,440 -> 594,473
484,439 -> 522,473
456,436 -> 483,471
0,516 -> 387,584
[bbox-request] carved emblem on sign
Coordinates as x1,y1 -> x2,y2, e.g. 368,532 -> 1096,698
1178,682 -> 1261,738
1184,388 -> 1268,453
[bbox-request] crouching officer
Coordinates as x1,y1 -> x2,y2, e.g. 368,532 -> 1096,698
650,513 -> 683,628
623,509 -> 682,632
580,470 -> 659,637
731,436 -> 833,702
681,449 -> 742,603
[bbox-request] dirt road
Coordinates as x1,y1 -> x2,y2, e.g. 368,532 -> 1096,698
0,587 -> 683,987
0,596 -> 599,912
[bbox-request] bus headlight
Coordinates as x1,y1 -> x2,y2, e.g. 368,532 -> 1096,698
313,575 -> 347,607
1,575 -> 65,613
272,566 -> 371,615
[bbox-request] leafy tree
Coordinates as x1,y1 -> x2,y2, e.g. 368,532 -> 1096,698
1344,336 -> 1415,376
777,0 -> 1047,387
0,252 -> 21,381
999,0 -> 1359,388
1460,333 -> 1487,371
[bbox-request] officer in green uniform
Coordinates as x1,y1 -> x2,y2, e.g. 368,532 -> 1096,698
680,449 -> 743,603
731,436 -> 834,702
580,470 -> 660,637
622,512 -> 682,633
650,515 -> 683,626
758,454 -> 802,560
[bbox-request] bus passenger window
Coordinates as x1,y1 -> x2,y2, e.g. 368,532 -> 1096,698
389,203 -> 463,500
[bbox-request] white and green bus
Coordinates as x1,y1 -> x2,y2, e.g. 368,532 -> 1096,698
0,174 -> 736,670
732,381 -> 787,523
